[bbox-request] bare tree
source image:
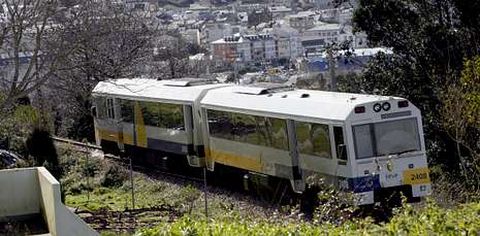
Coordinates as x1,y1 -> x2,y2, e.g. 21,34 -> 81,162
43,0 -> 154,139
151,33 -> 190,79
0,0 -> 68,115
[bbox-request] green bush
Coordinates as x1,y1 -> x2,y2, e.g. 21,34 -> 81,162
100,163 -> 128,188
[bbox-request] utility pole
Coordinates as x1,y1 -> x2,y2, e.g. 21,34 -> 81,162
326,45 -> 337,91
130,102 -> 137,210
130,156 -> 135,210
84,139 -> 91,203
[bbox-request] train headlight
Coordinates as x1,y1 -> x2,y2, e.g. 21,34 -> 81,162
373,103 -> 382,112
382,102 -> 391,111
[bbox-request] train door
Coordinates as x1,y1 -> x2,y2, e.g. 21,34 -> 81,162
94,96 -> 123,154
184,104 -> 199,167
331,125 -> 350,189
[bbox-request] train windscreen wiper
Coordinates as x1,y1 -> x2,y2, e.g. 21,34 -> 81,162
396,149 -> 418,157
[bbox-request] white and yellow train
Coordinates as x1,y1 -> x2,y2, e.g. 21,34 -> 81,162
92,78 -> 431,205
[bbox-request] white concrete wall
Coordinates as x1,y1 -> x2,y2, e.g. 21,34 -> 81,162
37,167 -> 98,236
0,167 -> 98,236
0,168 -> 40,219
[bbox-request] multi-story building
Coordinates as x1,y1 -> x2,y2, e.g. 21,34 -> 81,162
211,29 -> 302,66
182,28 -> 201,45
235,3 -> 268,13
268,6 -> 292,19
211,35 -> 251,66
244,34 -> 276,61
288,11 -> 316,31
202,23 -> 232,46
264,23 -> 302,60
308,0 -> 335,9
301,23 -> 342,54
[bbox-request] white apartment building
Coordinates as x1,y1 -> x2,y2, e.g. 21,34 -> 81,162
301,23 -> 342,53
211,31 -> 300,65
268,6 -> 293,19
244,34 -> 276,61
288,11 -> 317,31
264,23 -> 302,60
201,23 -> 246,46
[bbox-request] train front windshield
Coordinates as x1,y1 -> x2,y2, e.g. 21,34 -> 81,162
353,118 -> 421,159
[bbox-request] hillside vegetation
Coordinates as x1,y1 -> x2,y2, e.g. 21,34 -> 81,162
56,145 -> 480,235
137,201 -> 480,235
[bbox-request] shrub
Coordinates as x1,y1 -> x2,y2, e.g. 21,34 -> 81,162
26,128 -> 62,179
302,175 -> 357,224
136,200 -> 480,236
101,163 -> 128,188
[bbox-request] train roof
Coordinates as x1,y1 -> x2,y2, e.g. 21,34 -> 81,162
92,78 -> 227,103
200,84 -> 402,121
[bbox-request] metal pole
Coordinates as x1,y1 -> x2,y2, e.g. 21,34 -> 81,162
131,102 -> 136,210
130,156 -> 135,210
85,140 -> 90,203
203,167 -> 208,219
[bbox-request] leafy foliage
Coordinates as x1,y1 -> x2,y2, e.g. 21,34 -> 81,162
101,162 -> 128,188
441,56 -> 480,185
338,0 -> 480,181
136,200 -> 480,236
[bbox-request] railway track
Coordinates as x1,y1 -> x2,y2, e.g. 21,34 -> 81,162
52,136 -> 204,183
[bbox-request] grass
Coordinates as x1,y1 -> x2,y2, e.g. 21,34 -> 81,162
58,145 -> 288,234
137,200 -> 480,235
57,144 -> 480,235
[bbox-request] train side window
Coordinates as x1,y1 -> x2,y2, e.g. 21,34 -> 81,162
106,98 -> 115,119
139,101 -> 184,130
207,109 -> 233,140
232,113 -> 264,146
120,99 -> 134,123
334,126 -> 347,160
231,113 -> 288,150
94,96 -> 107,119
295,121 -> 332,158
140,101 -> 161,127
207,110 -> 288,150
159,103 -> 184,130
266,117 -> 288,150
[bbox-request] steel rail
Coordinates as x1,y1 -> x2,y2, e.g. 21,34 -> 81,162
52,136 -> 203,183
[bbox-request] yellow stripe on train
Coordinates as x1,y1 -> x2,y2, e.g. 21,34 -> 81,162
207,148 -> 263,172
96,128 -> 135,145
134,101 -> 148,148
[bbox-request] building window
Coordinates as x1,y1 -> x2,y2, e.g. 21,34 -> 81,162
295,121 -> 331,158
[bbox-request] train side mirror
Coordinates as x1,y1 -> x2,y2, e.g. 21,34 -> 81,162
91,106 -> 97,118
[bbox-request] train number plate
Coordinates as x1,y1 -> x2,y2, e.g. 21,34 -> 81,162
403,167 -> 430,185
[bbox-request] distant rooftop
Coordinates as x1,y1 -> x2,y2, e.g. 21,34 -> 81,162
289,11 -> 316,18
307,23 -> 342,31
